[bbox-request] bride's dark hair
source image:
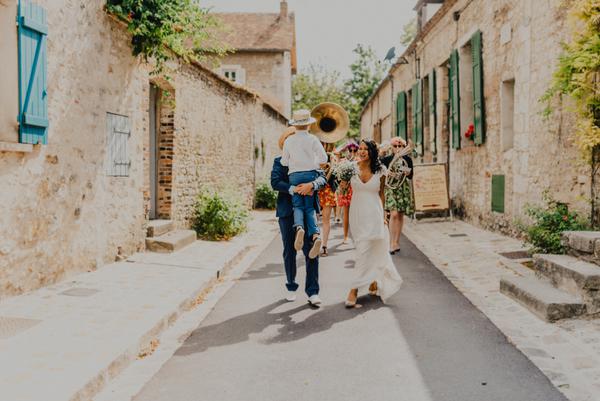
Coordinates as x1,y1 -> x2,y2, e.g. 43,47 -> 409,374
360,139 -> 383,174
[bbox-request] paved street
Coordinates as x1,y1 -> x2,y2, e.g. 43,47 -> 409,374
134,226 -> 567,401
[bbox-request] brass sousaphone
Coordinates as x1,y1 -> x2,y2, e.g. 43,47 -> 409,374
310,102 -> 350,144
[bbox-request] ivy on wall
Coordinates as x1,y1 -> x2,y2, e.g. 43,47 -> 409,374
105,0 -> 229,74
542,0 -> 600,159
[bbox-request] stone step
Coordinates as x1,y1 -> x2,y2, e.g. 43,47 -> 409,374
145,230 -> 196,253
146,220 -> 174,238
500,275 -> 587,322
561,231 -> 600,255
534,254 -> 600,295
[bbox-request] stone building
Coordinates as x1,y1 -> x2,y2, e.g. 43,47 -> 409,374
213,0 -> 297,118
0,0 -> 287,298
361,0 -> 589,233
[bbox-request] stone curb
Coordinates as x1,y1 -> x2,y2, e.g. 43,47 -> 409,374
70,225 -> 279,401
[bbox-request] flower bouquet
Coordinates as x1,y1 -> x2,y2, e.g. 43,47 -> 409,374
332,160 -> 358,195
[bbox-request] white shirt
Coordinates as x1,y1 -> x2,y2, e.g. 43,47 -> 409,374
280,130 -> 328,174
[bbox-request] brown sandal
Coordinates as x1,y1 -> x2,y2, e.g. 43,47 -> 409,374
320,246 -> 328,257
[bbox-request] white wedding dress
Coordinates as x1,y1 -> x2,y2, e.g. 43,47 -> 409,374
349,168 -> 403,303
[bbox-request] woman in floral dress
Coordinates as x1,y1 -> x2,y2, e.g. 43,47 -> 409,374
380,137 -> 413,254
336,143 -> 358,243
319,144 -> 338,256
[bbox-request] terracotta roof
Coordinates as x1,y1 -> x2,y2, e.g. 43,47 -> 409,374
213,12 -> 296,51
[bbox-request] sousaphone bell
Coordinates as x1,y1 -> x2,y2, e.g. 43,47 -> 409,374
310,102 -> 350,144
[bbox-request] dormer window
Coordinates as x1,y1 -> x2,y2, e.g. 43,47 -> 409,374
218,65 -> 246,85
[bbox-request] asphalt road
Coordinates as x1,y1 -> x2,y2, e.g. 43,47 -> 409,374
134,225 -> 568,401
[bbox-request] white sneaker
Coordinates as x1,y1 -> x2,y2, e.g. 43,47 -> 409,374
307,294 -> 322,306
285,291 -> 297,302
294,227 -> 305,251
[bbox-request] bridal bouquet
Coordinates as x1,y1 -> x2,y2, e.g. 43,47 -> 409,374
332,161 -> 358,195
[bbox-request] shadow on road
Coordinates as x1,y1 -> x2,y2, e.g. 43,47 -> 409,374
239,263 -> 285,282
175,296 -> 384,356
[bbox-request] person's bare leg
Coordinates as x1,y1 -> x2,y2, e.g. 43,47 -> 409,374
346,288 -> 359,306
389,211 -> 401,250
343,206 -> 350,242
398,213 -> 405,244
321,206 -> 332,252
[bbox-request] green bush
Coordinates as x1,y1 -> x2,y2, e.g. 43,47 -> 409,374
519,193 -> 589,254
191,190 -> 249,241
254,182 -> 277,210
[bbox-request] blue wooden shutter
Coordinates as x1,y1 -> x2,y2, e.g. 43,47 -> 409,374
472,30 -> 485,145
396,92 -> 407,140
18,1 -> 48,145
449,49 -> 460,149
429,70 -> 437,155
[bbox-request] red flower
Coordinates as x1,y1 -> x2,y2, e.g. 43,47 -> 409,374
562,215 -> 569,221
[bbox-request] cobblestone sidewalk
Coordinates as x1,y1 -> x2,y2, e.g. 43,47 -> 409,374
404,219 -> 600,401
0,211 -> 279,401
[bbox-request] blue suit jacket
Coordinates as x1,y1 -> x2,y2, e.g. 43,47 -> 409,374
270,157 -> 326,218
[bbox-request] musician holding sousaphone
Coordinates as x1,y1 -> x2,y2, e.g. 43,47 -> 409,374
311,103 -> 350,257
380,137 -> 414,255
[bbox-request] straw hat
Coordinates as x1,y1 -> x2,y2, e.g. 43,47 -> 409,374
288,109 -> 317,126
278,127 -> 296,150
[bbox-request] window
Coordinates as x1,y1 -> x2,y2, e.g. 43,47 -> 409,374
459,41 -> 474,144
219,65 -> 246,85
450,30 -> 485,148
396,92 -> 407,140
501,79 -> 515,151
106,113 -> 131,177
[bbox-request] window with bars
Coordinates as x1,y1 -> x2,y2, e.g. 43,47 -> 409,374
106,113 -> 131,177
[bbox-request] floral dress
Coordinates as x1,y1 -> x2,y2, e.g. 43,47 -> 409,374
319,183 -> 337,208
382,154 -> 414,215
336,185 -> 353,207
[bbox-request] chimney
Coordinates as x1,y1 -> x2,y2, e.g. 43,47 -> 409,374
280,1 -> 288,18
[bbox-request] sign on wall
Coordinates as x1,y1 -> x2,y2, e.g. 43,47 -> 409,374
412,163 -> 450,213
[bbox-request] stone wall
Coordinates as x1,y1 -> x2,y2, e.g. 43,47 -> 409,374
217,51 -> 292,118
0,0 -> 287,299
361,0 -> 589,235
0,3 -> 19,142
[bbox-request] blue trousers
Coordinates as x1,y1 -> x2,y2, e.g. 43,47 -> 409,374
278,215 -> 319,296
289,170 -> 320,237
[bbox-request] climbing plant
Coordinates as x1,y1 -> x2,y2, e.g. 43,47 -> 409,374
105,0 -> 228,73
542,0 -> 600,157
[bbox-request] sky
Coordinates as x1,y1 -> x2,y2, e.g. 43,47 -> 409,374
201,0 -> 416,78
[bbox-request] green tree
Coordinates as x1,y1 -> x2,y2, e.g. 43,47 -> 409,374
106,0 -> 228,74
292,64 -> 348,111
344,44 -> 386,136
400,18 -> 417,47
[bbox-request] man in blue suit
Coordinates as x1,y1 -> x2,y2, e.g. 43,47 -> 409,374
271,129 -> 327,306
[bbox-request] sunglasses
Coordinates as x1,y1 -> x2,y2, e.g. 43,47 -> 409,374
392,144 -> 404,148
348,149 -> 358,153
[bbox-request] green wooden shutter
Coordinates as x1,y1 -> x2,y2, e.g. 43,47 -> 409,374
396,92 -> 407,140
18,1 -> 49,145
429,70 -> 437,155
412,81 -> 423,155
472,30 -> 485,145
449,49 -> 460,149
491,175 -> 505,213
416,80 -> 423,154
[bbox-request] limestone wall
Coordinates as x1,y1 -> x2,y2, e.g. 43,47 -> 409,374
361,0 -> 588,235
218,51 -> 292,118
0,0 -> 286,299
0,4 -> 19,142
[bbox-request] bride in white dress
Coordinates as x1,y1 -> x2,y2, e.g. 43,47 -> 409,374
344,140 -> 403,307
